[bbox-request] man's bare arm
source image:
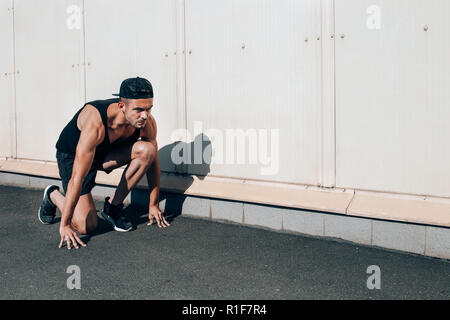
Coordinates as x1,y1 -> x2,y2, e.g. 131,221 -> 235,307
142,116 -> 169,227
60,123 -> 102,227
59,106 -> 104,248
146,139 -> 160,209
141,115 -> 160,207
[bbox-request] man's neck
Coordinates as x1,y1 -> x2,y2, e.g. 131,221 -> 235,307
107,103 -> 130,130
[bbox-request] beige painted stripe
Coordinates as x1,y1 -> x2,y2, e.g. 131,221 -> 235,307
348,193 -> 450,227
158,174 -> 353,214
1,159 -> 450,227
0,159 -> 59,178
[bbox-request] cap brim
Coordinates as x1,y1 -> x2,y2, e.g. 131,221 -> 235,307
112,93 -> 120,96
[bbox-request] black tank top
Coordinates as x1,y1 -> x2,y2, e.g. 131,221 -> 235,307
56,98 -> 140,163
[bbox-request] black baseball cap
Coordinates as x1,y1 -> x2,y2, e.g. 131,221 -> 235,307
112,77 -> 153,99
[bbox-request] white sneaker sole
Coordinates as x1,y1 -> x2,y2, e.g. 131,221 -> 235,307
101,211 -> 132,232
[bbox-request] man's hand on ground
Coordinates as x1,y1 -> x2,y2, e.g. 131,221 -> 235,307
147,205 -> 170,228
59,225 -> 86,250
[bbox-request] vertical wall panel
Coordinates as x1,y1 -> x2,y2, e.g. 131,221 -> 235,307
425,0 -> 450,197
14,0 -> 85,161
335,0 -> 450,197
185,0 -> 322,184
0,0 -> 14,158
84,0 -> 178,172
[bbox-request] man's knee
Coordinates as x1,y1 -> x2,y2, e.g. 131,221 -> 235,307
133,141 -> 156,167
71,210 -> 98,235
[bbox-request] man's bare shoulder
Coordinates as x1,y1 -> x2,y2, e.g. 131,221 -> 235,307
77,104 -> 104,131
76,104 -> 105,147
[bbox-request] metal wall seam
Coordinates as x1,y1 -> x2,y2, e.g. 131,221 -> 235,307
11,0 -> 17,159
319,0 -> 336,188
176,0 -> 187,174
81,0 -> 87,102
317,0 -> 323,186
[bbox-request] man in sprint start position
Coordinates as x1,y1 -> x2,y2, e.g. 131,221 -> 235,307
38,77 -> 170,250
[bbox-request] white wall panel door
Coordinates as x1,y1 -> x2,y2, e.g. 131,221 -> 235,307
335,0 -> 450,197
14,0 -> 85,161
0,0 -> 14,158
425,0 -> 450,197
185,0 -> 322,184
84,0 -> 178,172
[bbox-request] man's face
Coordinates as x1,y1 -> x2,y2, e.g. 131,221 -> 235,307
121,98 -> 153,129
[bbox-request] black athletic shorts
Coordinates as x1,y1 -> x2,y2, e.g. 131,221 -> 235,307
56,150 -> 102,195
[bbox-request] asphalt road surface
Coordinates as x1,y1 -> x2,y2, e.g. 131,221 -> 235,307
0,185 -> 449,299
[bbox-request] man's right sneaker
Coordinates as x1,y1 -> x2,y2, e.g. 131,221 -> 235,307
38,185 -> 60,225
101,196 -> 133,232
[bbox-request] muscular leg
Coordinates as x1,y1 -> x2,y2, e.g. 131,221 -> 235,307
50,191 -> 98,235
102,140 -> 157,206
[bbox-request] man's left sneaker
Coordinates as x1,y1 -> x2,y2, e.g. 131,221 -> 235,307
101,196 -> 133,232
38,185 -> 60,225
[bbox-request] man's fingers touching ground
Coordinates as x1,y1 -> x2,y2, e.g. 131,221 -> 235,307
147,213 -> 170,228
59,230 -> 86,250
159,217 -> 170,227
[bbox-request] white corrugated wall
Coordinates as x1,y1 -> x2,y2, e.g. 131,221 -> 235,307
0,0 -> 449,198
